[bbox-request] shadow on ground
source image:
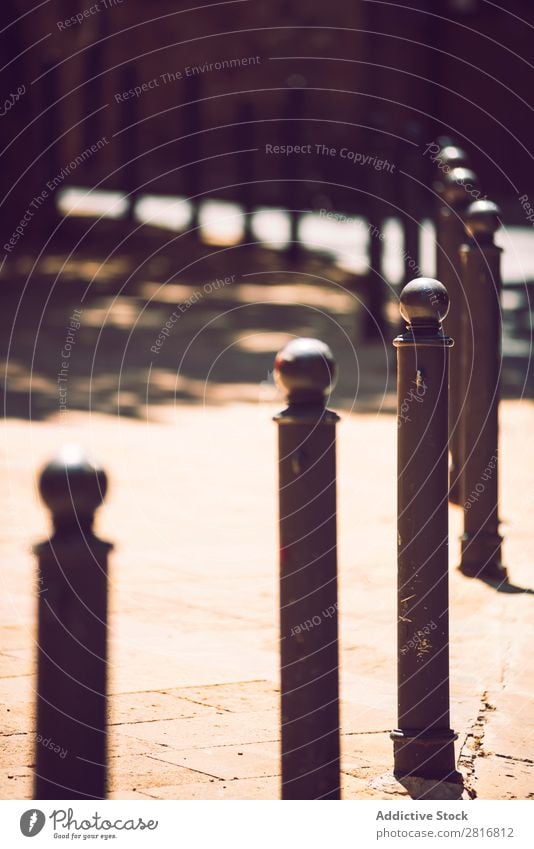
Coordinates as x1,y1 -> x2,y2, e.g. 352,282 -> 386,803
369,771 -> 468,800
1,224 -> 532,421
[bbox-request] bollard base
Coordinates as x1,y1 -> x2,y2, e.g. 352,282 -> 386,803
459,532 -> 508,583
459,560 -> 508,583
391,729 -> 458,781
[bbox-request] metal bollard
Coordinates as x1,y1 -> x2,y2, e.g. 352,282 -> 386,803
392,279 -> 458,780
459,201 -> 508,583
236,101 -> 256,245
284,87 -> 305,264
435,164 -> 479,504
183,73 -> 202,239
435,145 -> 469,172
274,339 -> 341,800
363,115 -> 388,340
34,446 -> 112,799
34,60 -> 61,234
365,211 -> 385,339
120,64 -> 140,221
401,123 -> 426,287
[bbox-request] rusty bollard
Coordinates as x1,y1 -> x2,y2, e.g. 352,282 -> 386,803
392,279 -> 458,780
34,446 -> 111,799
274,339 -> 341,800
435,162 -> 479,504
459,201 -> 508,583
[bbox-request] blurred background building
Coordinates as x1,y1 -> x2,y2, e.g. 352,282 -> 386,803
2,0 -> 534,235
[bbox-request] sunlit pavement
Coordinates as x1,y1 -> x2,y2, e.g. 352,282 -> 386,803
0,398 -> 532,799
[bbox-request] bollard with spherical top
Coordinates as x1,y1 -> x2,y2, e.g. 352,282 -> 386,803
34,446 -> 112,800
38,445 -> 108,533
274,338 -> 341,800
236,101 -> 256,245
463,198 -> 500,242
392,279 -> 459,781
435,145 -> 470,173
435,163 -> 480,504
439,167 -> 479,207
459,201 -> 508,583
274,337 -> 337,406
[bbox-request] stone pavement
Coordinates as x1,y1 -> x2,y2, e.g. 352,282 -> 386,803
0,399 -> 533,800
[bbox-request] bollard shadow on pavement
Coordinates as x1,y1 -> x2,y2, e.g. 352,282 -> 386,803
396,775 -> 466,800
465,573 -> 534,595
370,771 -> 468,800
1,235 -> 531,422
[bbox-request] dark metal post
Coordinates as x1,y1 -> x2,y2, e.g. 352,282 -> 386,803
402,204 -> 420,287
34,447 -> 111,799
274,339 -> 341,800
459,202 -> 507,583
401,122 -> 426,287
392,278 -> 458,780
33,59 -> 62,236
236,101 -> 256,245
120,64 -> 140,221
183,74 -> 202,240
435,163 -> 479,504
363,116 -> 388,340
83,15 -> 106,157
284,87 -> 304,264
435,145 -> 469,172
39,61 -> 60,194
365,213 -> 385,339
